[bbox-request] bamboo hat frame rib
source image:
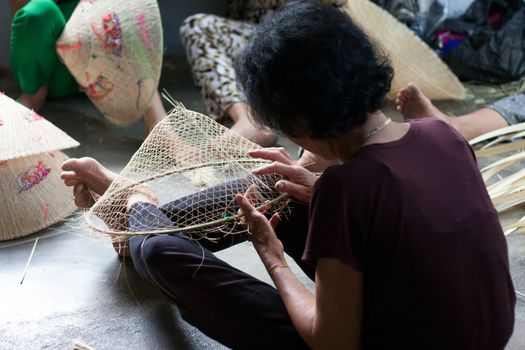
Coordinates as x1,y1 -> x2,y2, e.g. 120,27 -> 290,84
473,121 -> 525,235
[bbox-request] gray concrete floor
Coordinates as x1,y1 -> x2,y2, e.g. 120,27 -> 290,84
0,56 -> 524,349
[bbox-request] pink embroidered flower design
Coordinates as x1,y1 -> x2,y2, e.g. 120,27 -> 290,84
92,12 -> 123,57
16,161 -> 51,193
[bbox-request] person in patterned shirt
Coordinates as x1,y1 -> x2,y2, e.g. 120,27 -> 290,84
180,0 -> 346,146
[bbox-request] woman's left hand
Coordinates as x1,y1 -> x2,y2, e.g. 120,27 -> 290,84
234,187 -> 286,268
248,148 -> 319,204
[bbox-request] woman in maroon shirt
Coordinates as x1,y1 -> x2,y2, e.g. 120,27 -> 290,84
60,1 -> 515,348
234,1 -> 515,349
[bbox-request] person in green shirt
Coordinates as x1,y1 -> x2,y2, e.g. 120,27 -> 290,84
9,0 -> 79,110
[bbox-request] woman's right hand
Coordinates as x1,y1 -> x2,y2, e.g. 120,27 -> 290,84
248,148 -> 318,204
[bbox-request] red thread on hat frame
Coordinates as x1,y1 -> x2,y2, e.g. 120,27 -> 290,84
56,38 -> 83,51
82,75 -> 114,100
91,12 -> 123,57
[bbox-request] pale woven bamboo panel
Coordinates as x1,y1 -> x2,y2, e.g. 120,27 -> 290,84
0,151 -> 77,241
0,93 -> 79,162
56,0 -> 163,125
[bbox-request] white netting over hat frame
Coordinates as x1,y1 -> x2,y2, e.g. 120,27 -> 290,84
84,100 -> 291,238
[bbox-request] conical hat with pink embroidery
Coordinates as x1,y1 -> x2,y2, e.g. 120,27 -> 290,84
56,0 -> 163,125
0,93 -> 79,162
343,0 -> 465,100
0,151 -> 77,241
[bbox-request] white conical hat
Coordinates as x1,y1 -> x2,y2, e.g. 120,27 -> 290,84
0,93 -> 79,162
0,151 -> 77,241
56,0 -> 163,125
343,0 -> 465,100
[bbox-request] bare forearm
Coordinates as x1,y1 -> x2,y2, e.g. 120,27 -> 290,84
252,241 -> 317,346
269,266 -> 317,347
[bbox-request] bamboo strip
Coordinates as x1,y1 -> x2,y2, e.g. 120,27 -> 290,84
493,192 -> 525,212
470,122 -> 525,146
492,186 -> 525,204
481,130 -> 525,149
480,151 -> 525,181
503,219 -> 525,232
487,168 -> 525,196
475,140 -> 525,158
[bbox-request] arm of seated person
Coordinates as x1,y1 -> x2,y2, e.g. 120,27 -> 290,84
235,193 -> 363,349
18,87 -> 48,112
269,258 -> 363,350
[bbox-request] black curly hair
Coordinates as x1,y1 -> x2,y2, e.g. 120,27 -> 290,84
235,0 -> 394,139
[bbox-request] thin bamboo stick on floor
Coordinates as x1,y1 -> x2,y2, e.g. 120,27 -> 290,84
19,238 -> 39,285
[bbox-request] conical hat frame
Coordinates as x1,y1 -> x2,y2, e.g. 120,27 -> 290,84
0,151 -> 77,241
343,0 -> 465,100
56,0 -> 163,125
0,93 -> 79,161
85,100 -> 290,237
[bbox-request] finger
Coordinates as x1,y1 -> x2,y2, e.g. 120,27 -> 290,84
252,162 -> 300,178
64,178 -> 81,187
61,158 -> 78,171
238,215 -> 247,228
234,194 -> 259,220
248,148 -> 293,165
60,170 -> 77,181
275,180 -> 309,202
73,184 -> 95,208
73,183 -> 86,195
243,184 -> 261,205
244,185 -> 275,216
269,213 -> 280,229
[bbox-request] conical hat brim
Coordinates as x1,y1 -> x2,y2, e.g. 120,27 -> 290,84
0,151 -> 77,241
0,94 -> 79,161
343,0 -> 465,100
56,0 -> 163,125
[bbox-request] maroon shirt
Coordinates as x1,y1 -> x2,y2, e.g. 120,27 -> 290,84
303,118 -> 515,349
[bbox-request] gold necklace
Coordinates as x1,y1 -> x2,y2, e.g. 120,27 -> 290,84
361,117 -> 392,143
